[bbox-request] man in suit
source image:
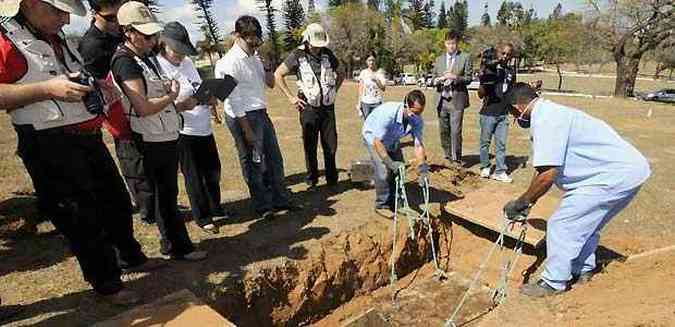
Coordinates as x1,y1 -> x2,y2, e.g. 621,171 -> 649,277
433,31 -> 473,165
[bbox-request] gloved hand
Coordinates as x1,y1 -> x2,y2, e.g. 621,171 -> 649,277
383,157 -> 405,174
503,199 -> 531,221
417,163 -> 429,186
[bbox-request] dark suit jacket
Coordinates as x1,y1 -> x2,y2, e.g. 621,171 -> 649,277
432,51 -> 473,112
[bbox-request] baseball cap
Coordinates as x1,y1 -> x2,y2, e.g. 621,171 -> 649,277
302,23 -> 329,48
0,0 -> 86,17
117,1 -> 162,36
161,21 -> 197,56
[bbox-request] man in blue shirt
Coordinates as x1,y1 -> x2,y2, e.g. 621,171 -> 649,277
503,83 -> 651,297
362,90 -> 429,212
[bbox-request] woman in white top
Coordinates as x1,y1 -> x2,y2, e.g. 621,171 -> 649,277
155,22 -> 224,234
357,54 -> 386,119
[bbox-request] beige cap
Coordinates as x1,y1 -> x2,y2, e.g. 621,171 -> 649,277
117,1 -> 163,36
302,23 -> 329,48
0,0 -> 86,17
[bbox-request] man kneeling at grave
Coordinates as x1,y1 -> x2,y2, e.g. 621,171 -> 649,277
362,90 -> 429,215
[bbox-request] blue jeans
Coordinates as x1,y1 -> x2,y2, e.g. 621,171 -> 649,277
364,139 -> 403,208
225,109 -> 289,213
479,114 -> 509,174
360,102 -> 381,119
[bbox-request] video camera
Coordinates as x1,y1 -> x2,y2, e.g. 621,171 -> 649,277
70,70 -> 106,115
478,47 -> 501,86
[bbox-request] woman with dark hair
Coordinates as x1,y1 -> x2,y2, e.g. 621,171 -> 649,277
155,22 -> 225,234
357,53 -> 386,119
112,2 -> 207,261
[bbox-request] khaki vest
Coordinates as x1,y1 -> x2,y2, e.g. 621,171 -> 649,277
1,19 -> 96,130
112,48 -> 180,142
297,50 -> 337,107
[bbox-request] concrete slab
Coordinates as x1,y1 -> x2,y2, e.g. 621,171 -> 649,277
93,289 -> 235,327
444,183 -> 559,247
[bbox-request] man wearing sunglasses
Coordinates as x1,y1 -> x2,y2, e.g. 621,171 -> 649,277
476,42 -> 516,183
79,0 -> 157,226
362,90 -> 429,215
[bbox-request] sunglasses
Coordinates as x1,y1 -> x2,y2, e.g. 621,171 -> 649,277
97,12 -> 118,23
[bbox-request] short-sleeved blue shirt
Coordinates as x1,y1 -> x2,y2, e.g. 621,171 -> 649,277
530,99 -> 651,193
362,102 -> 424,150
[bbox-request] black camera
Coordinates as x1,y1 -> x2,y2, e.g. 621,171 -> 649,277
71,71 -> 106,115
479,47 -> 501,86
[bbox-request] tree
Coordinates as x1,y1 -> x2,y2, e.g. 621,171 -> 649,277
587,0 -> 675,97
191,0 -> 223,60
328,4 -> 385,76
447,0 -> 468,38
141,0 -> 161,13
496,1 -> 525,28
307,0 -> 316,13
550,3 -> 563,20
534,14 -> 584,90
423,0 -> 435,28
328,0 -> 342,7
282,0 -> 305,51
196,26 -> 228,67
258,0 -> 282,66
367,0 -> 381,11
437,2 -> 447,29
480,3 -> 491,27
653,41 -> 675,79
406,0 -> 426,30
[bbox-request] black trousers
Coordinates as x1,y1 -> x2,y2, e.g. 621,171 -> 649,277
15,125 -> 146,294
177,134 -> 222,226
299,105 -> 338,184
115,139 -> 155,222
135,135 -> 195,256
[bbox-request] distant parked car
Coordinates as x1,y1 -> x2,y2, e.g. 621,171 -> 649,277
399,73 -> 417,85
639,89 -> 675,103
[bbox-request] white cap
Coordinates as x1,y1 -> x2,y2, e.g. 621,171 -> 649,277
301,23 -> 329,48
0,0 -> 86,17
117,1 -> 163,36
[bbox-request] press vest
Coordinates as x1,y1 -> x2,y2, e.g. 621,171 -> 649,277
111,47 -> 180,142
296,49 -> 337,107
1,19 -> 96,130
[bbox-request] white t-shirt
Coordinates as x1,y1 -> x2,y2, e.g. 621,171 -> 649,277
214,42 -> 267,119
359,68 -> 386,104
156,55 -> 213,136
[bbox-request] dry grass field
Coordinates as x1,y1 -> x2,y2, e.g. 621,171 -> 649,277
0,78 -> 674,326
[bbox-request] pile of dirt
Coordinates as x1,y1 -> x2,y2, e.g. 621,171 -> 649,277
406,159 -> 481,197
209,216 -> 444,326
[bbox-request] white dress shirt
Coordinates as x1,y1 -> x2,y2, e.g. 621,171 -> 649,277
214,42 -> 267,119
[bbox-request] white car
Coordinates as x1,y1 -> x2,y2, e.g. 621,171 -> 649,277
399,73 -> 416,85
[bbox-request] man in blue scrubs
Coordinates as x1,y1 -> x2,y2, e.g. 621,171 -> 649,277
503,83 -> 651,297
362,90 -> 429,213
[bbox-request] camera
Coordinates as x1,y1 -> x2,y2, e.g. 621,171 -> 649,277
71,71 -> 105,115
478,47 -> 501,86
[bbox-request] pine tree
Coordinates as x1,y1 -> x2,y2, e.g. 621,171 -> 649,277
406,0 -> 426,30
142,0 -> 160,13
423,0 -> 435,28
191,0 -> 223,58
480,2 -> 491,26
550,3 -> 562,20
307,0 -> 316,13
258,0 -> 281,65
328,0 -> 342,7
437,2 -> 447,29
447,0 -> 467,37
283,0 -> 305,51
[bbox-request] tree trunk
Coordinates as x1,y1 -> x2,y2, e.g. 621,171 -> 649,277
207,51 -> 215,68
654,63 -> 663,80
556,64 -> 563,91
614,56 -> 640,98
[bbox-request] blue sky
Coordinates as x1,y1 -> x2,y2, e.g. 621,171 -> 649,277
65,0 -> 587,42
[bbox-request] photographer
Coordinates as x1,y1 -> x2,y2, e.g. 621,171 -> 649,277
0,0 -> 147,304
112,1 -> 207,261
477,42 -> 515,183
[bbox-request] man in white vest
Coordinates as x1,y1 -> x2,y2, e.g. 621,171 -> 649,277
275,23 -> 345,189
0,0 -> 145,305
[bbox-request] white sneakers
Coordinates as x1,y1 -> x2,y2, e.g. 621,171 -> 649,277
481,167 -> 513,183
490,172 -> 513,183
480,167 -> 491,178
